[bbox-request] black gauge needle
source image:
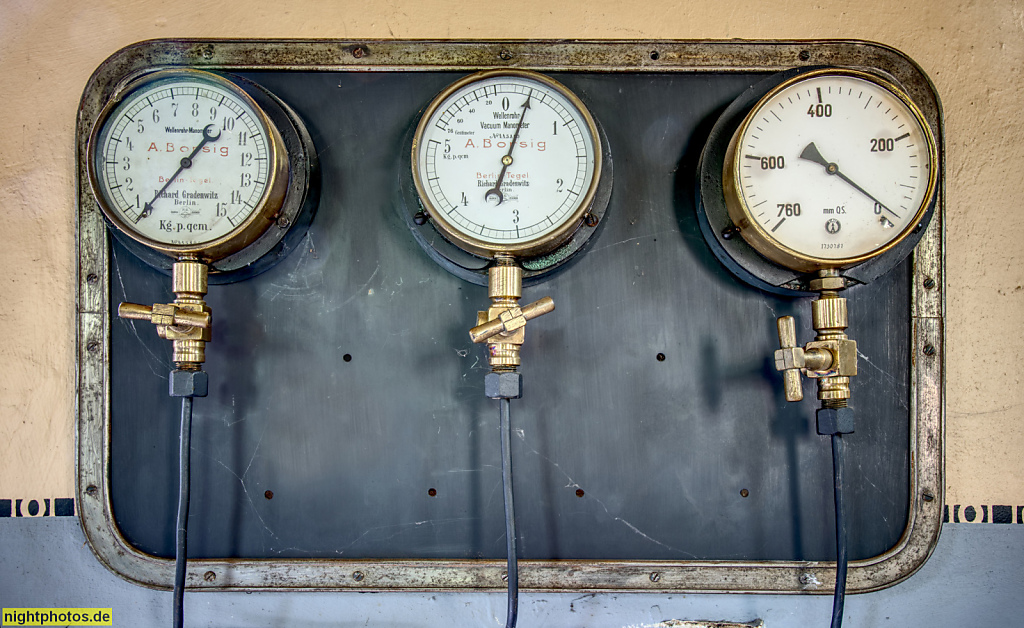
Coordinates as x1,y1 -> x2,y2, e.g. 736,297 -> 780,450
799,142 -> 901,220
138,124 -> 221,221
485,92 -> 532,206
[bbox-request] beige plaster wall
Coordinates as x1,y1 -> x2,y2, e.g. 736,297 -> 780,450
0,0 -> 1021,509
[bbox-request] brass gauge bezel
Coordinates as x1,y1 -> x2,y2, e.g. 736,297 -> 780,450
722,68 -> 939,273
411,69 -> 603,259
87,69 -> 290,262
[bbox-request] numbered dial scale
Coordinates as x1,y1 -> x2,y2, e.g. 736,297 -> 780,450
723,68 -> 939,273
88,69 -> 290,261
411,70 -> 603,259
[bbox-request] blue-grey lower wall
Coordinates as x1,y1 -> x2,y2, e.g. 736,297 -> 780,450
0,519 -> 1019,627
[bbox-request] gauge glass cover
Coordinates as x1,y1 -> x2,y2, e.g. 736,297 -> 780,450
412,71 -> 602,258
724,69 -> 938,271
89,70 -> 286,258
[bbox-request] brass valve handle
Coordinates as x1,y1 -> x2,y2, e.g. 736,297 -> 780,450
118,302 -> 211,329
775,314 -> 840,403
469,296 -> 555,344
775,316 -> 805,402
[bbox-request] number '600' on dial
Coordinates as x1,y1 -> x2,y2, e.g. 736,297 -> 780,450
412,70 -> 602,258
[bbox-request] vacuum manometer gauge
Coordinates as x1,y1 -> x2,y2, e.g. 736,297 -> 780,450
411,70 -> 603,259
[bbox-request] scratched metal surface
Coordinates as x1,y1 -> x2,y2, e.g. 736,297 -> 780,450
108,70 -> 910,562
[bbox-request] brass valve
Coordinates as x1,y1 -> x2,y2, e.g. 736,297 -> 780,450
470,255 -> 554,370
469,298 -> 555,344
118,259 -> 212,369
773,271 -> 857,406
118,303 -> 211,329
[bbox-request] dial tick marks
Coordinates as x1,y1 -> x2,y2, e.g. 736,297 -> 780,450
484,91 -> 532,206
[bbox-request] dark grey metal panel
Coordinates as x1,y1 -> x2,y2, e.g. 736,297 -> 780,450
108,70 -> 909,562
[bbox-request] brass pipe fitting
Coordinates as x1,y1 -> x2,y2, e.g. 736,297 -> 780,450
470,255 -> 554,371
117,303 -> 211,329
469,297 -> 555,344
117,259 -> 212,369
773,270 -> 858,406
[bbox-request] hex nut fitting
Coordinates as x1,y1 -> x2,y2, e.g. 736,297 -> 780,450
169,369 -> 209,398
809,276 -> 846,292
484,371 -> 522,399
817,406 -> 854,435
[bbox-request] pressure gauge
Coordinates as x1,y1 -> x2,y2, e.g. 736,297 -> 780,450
88,69 -> 292,262
722,68 -> 938,273
411,70 -> 603,259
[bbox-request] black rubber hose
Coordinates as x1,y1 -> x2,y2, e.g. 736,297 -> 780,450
173,396 -> 193,628
499,397 -> 519,628
830,433 -> 848,628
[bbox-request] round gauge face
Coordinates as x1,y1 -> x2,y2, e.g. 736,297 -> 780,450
724,69 -> 938,272
89,70 -> 287,258
412,70 -> 602,258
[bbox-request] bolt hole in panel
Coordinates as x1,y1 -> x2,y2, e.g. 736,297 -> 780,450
76,40 -> 943,592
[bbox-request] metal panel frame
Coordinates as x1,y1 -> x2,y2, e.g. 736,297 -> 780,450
76,39 -> 944,593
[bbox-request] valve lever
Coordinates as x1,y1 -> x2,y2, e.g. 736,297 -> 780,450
470,297 -> 555,344
118,302 -> 211,329
775,316 -> 805,402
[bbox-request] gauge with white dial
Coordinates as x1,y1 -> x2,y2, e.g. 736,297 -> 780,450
723,68 -> 938,272
411,70 -> 602,258
88,69 -> 289,261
